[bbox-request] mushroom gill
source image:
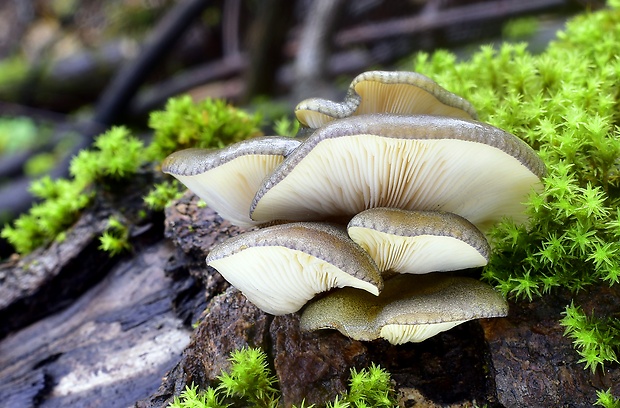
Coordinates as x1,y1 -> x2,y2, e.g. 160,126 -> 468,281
347,208 -> 490,276
295,70 -> 478,129
206,222 -> 383,315
251,114 -> 546,232
162,136 -> 301,227
300,274 -> 508,344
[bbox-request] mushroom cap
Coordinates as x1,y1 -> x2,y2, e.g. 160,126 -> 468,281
251,114 -> 546,232
162,136 -> 301,227
206,222 -> 383,315
295,70 -> 477,128
347,208 -> 490,275
300,274 -> 508,344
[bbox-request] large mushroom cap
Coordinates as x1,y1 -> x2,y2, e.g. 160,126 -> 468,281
162,136 -> 301,227
300,274 -> 508,344
347,208 -> 490,275
251,114 -> 545,231
206,222 -> 383,315
295,70 -> 477,128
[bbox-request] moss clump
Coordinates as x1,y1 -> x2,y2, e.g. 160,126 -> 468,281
169,347 -> 397,408
1,176 -> 91,254
560,302 -> 620,373
147,95 -> 263,161
411,6 -> 620,298
99,216 -> 132,257
2,95 -> 263,256
1,126 -> 145,254
70,126 -> 145,183
143,180 -> 184,211
272,115 -> 300,137
595,388 -> 620,408
409,1 -> 620,391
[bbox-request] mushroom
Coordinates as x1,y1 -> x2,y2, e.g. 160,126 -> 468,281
300,274 -> 508,344
206,222 -> 383,315
162,136 -> 301,227
295,70 -> 477,129
347,208 -> 490,276
250,114 -> 546,232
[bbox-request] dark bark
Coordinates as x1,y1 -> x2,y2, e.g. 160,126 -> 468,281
2,191 -> 619,407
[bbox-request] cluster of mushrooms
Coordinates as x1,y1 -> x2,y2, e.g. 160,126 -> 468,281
162,71 -> 546,344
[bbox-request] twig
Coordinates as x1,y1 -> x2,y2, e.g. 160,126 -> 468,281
129,53 -> 246,117
293,0 -> 347,101
335,0 -> 568,46
0,0 -> 213,224
94,0 -> 213,127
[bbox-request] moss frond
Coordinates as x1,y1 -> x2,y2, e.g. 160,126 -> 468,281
2,126 -> 145,255
144,180 -> 184,211
168,347 -> 397,408
560,303 -> 620,373
147,95 -> 263,161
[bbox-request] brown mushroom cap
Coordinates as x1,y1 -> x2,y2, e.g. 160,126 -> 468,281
162,136 -> 301,227
295,71 -> 477,128
347,208 -> 490,275
300,274 -> 508,344
251,114 -> 546,232
206,222 -> 383,315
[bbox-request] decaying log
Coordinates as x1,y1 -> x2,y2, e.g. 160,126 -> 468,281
138,193 -> 620,408
0,240 -> 196,407
1,188 -> 619,407
0,208 -> 114,339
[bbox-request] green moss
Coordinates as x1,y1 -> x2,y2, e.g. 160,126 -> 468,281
410,7 -> 620,302
2,94 -> 264,256
144,180 -> 184,211
408,1 -> 620,391
1,126 -> 145,254
272,115 -> 300,137
169,347 -> 397,408
502,17 -> 539,40
99,216 -> 132,256
0,116 -> 40,153
560,303 -> 620,373
0,56 -> 28,95
70,126 -> 145,184
596,389 -> 620,408
147,95 -> 263,161
1,175 -> 92,254
216,347 -> 279,407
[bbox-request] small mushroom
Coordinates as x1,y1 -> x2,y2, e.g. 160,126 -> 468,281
162,136 -> 301,227
347,208 -> 490,276
251,114 -> 545,231
300,274 -> 508,344
295,70 -> 477,129
206,222 -> 383,315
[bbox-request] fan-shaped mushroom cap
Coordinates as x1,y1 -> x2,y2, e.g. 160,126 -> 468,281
300,274 -> 508,344
162,136 -> 301,227
251,114 -> 545,232
295,71 -> 477,128
347,208 -> 490,275
206,222 -> 383,315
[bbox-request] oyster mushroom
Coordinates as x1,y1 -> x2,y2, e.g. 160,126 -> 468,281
162,136 -> 301,227
250,114 -> 546,231
295,70 -> 477,129
300,274 -> 508,344
206,222 -> 383,315
347,208 -> 490,276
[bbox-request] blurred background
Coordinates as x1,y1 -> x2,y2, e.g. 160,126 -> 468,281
0,0 -> 603,256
